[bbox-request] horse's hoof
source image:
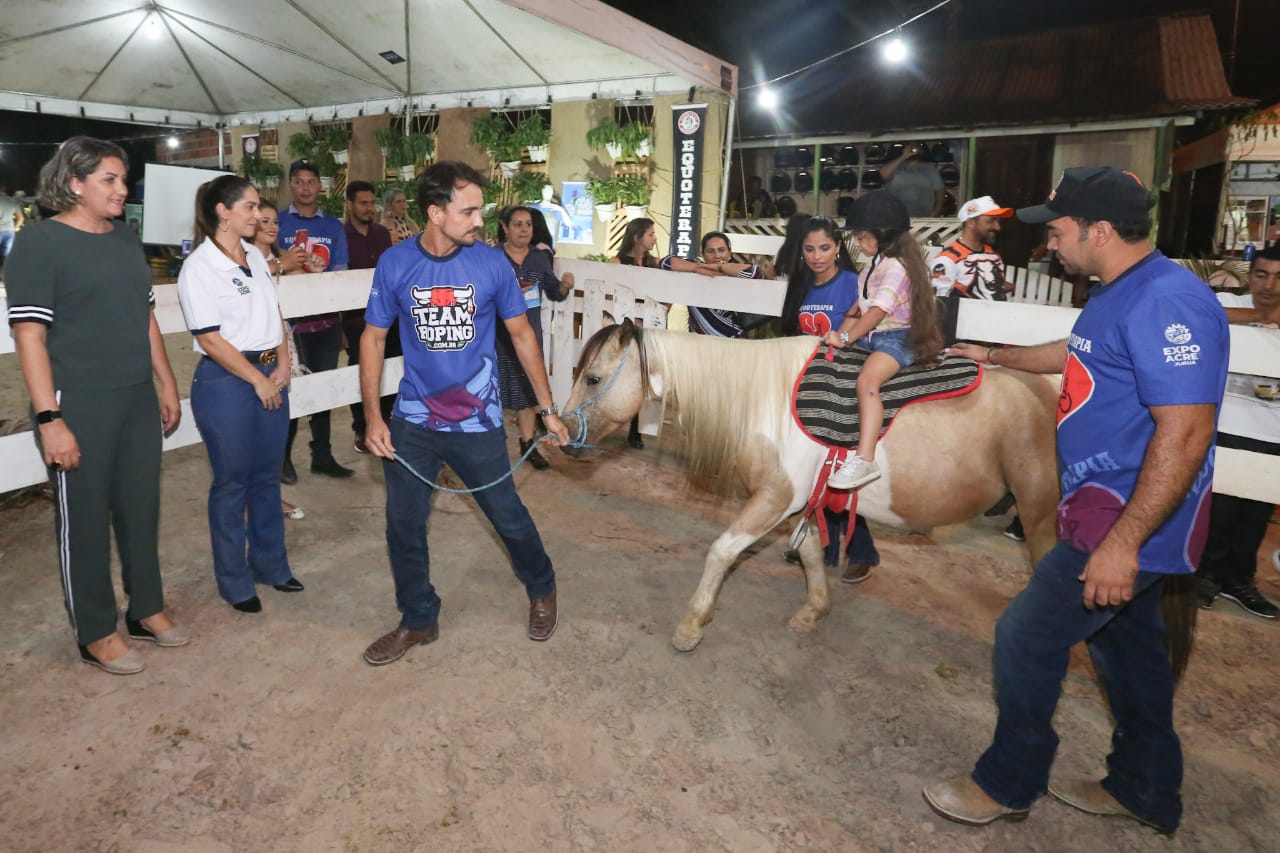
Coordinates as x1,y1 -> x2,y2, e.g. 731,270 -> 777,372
672,630 -> 703,653
788,611 -> 821,633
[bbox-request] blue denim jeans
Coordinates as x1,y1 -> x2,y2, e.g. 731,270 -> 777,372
822,511 -> 880,567
384,417 -> 556,630
854,327 -> 914,368
972,542 -> 1181,831
191,358 -> 293,604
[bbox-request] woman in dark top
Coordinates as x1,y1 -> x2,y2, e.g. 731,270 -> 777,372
495,206 -> 572,469
7,136 -> 189,674
611,217 -> 659,268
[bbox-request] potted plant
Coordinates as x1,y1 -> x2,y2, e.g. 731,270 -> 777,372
621,121 -> 652,159
374,127 -> 401,162
587,175 -> 620,222
406,133 -> 436,178
470,113 -> 508,158
325,127 -> 350,166
515,114 -> 551,163
512,171 -> 549,203
318,192 -> 346,218
586,118 -> 625,161
286,131 -> 318,162
616,174 -> 651,219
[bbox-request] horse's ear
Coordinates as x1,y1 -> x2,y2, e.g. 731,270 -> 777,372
620,318 -> 635,332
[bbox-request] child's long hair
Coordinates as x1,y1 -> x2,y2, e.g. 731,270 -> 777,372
779,216 -> 856,335
868,228 -> 942,364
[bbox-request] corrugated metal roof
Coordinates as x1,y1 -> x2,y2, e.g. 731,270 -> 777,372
742,12 -> 1253,139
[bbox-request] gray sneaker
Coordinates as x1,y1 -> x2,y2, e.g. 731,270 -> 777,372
828,456 -> 881,491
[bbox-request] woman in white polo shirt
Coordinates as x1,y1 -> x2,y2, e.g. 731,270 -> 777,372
178,174 -> 303,614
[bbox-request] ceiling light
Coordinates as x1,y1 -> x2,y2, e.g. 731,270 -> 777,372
758,87 -> 779,110
167,135 -> 179,149
883,35 -> 908,64
145,13 -> 163,41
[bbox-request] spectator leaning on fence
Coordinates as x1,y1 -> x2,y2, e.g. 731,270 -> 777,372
6,136 -> 189,675
1197,243 -> 1280,619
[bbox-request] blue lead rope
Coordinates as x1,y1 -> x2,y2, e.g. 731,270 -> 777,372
390,348 -> 629,495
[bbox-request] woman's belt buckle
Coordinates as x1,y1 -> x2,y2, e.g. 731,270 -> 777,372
257,350 -> 277,365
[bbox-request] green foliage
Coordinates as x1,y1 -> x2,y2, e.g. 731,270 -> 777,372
324,126 -> 350,153
470,113 -> 510,155
318,193 -> 346,218
585,118 -> 624,153
615,174 -> 650,206
513,114 -> 550,149
586,175 -> 619,204
482,207 -> 501,243
239,155 -> 281,187
287,132 -> 318,160
619,121 -> 652,159
481,180 -> 505,206
406,133 -> 436,164
374,128 -> 404,166
511,171 -> 549,202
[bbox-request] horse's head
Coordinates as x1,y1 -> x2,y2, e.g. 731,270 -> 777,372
561,319 -> 652,456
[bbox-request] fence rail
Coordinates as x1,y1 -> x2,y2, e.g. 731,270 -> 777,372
2,263 -> 1277,503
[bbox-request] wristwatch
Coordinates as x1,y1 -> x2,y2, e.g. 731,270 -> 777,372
536,404 -> 559,417
35,410 -> 63,424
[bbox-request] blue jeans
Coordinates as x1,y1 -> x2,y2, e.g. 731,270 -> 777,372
854,327 -> 914,368
384,417 -> 555,630
191,358 -> 293,604
972,542 -> 1181,830
823,511 -> 880,567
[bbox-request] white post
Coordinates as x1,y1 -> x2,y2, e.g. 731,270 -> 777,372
718,96 -> 736,231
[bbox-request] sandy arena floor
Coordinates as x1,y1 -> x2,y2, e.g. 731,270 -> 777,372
1,337 -> 1278,852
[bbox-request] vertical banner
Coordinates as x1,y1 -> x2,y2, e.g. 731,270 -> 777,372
669,103 -> 708,259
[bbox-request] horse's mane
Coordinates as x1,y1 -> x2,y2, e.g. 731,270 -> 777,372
645,331 -> 816,490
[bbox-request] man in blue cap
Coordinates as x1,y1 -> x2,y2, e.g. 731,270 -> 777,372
926,167 -> 1229,834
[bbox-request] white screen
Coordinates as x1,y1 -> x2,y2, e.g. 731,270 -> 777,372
141,162 -> 232,246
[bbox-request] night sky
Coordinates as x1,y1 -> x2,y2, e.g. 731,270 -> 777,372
603,0 -> 1279,104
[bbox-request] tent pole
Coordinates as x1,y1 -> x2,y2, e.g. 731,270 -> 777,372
403,0 -> 412,135
217,123 -> 225,169
718,96 -> 736,230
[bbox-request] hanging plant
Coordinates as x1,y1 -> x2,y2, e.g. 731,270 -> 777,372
470,113 -> 510,157
587,175 -> 620,222
514,114 -> 551,162
586,118 -> 625,161
374,128 -> 404,166
620,122 -> 652,160
286,132 -> 318,162
324,127 -> 350,165
406,133 -> 436,165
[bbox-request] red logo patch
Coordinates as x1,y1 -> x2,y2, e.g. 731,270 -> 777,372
798,311 -> 832,337
1057,351 -> 1094,426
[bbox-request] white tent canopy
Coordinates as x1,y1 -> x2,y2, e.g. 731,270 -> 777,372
0,0 -> 736,126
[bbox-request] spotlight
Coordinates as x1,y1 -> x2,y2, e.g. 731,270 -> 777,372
883,35 -> 908,64
167,135 -> 179,149
758,87 -> 779,110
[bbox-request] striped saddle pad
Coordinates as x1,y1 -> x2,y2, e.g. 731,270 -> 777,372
793,344 -> 982,448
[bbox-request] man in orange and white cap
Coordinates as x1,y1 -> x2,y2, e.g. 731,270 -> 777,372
931,195 -> 1014,300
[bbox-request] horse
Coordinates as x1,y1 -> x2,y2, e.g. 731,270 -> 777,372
561,321 -> 1062,652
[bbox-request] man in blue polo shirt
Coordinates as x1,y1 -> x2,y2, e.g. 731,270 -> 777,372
930,167 -> 1228,834
357,161 -> 569,666
278,158 -> 352,480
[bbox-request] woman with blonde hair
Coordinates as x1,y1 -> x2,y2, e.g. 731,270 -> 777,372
7,136 -> 188,673
380,186 -> 420,245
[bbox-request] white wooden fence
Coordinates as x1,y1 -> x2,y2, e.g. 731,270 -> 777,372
2,262 -> 1278,504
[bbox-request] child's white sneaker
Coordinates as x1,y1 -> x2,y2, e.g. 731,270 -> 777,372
828,456 -> 881,490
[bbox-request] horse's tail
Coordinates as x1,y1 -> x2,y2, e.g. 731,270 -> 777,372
1162,574 -> 1198,684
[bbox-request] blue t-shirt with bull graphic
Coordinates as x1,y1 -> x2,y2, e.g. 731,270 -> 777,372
365,238 -> 527,432
1055,251 -> 1228,574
